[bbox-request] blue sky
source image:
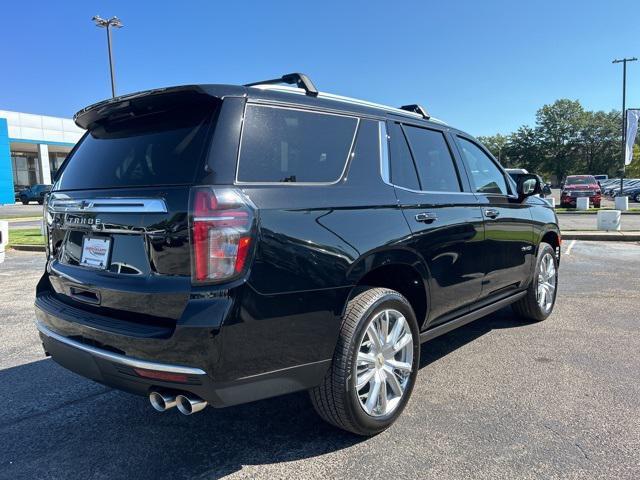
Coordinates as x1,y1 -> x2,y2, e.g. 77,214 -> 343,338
0,0 -> 638,136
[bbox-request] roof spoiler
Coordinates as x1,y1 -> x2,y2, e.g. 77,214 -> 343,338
399,104 -> 430,120
245,72 -> 318,97
73,86 -> 209,129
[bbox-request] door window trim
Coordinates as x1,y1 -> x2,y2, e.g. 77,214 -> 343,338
235,102 -> 360,186
380,120 -> 471,195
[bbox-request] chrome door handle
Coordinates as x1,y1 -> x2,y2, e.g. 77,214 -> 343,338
415,212 -> 438,223
484,208 -> 500,219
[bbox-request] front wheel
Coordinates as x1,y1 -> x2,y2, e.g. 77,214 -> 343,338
512,242 -> 558,322
310,288 -> 420,436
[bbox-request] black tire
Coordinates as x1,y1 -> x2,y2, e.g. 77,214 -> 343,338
21,199 -> 29,205
635,193 -> 640,203
310,287 -> 420,436
37,199 -> 43,205
512,242 -> 558,322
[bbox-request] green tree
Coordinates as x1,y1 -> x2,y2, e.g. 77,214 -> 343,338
504,126 -> 543,174
536,99 -> 585,182
477,133 -> 509,165
579,110 -> 620,176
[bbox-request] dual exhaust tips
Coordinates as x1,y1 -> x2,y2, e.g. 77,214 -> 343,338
149,390 -> 207,415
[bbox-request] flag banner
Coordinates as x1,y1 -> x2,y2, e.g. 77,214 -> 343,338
626,109 -> 640,166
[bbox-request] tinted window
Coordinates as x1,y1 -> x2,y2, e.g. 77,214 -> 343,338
237,105 -> 358,183
56,102 -> 217,190
403,126 -> 461,192
456,137 -> 508,195
388,122 -> 419,190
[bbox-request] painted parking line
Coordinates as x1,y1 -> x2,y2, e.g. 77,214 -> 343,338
564,239 -> 577,256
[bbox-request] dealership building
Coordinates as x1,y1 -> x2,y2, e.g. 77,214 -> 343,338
0,110 -> 84,204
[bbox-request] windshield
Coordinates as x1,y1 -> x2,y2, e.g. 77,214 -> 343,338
565,176 -> 596,186
55,100 -> 218,190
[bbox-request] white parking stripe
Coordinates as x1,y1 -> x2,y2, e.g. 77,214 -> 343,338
565,239 -> 577,256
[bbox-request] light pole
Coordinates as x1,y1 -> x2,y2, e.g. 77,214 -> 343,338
92,15 -> 123,98
612,57 -> 637,196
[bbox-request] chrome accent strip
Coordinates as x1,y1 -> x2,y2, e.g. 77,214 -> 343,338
48,197 -> 167,214
379,121 -> 390,184
35,321 -> 207,375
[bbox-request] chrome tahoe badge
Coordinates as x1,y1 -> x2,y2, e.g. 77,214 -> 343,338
64,214 -> 102,228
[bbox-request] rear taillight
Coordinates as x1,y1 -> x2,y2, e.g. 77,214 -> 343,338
189,187 -> 255,284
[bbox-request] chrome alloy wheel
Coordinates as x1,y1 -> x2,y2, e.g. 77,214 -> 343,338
354,309 -> 414,417
537,252 -> 557,312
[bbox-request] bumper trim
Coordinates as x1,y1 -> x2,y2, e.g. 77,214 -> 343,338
35,320 -> 207,376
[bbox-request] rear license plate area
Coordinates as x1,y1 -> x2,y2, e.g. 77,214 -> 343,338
80,236 -> 112,270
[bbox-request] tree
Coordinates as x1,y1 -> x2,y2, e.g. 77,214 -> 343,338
477,133 -> 509,165
535,99 -> 585,183
504,126 -> 543,174
579,110 -> 620,176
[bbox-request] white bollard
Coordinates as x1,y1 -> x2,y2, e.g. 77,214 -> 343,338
576,197 -> 590,210
597,210 -> 621,231
615,196 -> 629,211
0,220 -> 8,264
545,197 -> 556,208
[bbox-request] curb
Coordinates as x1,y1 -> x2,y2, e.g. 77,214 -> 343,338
10,244 -> 46,252
561,231 -> 640,241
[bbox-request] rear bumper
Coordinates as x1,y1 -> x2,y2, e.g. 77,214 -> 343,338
34,287 -> 334,408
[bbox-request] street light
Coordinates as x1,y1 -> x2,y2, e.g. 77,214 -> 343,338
92,15 -> 123,98
612,57 -> 637,196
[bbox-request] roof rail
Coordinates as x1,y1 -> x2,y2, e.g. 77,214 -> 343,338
245,72 -> 318,97
399,104 -> 430,120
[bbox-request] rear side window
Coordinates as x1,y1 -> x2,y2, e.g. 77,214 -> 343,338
456,137 -> 508,195
56,99 -> 218,190
388,122 -> 420,190
237,105 -> 358,183
403,126 -> 461,192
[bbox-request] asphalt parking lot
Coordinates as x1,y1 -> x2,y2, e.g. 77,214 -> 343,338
1,242 -> 639,480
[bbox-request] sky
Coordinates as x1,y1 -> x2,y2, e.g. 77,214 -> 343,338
0,0 -> 639,137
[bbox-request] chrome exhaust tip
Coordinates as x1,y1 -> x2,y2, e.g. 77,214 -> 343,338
176,394 -> 207,415
149,391 -> 177,412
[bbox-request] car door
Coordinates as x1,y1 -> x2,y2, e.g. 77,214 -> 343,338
385,121 -> 485,326
453,135 -> 535,300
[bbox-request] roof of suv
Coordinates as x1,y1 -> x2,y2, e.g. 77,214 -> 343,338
74,77 -> 449,131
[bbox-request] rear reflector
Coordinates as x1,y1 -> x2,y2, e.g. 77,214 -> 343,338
190,187 -> 255,283
133,368 -> 189,384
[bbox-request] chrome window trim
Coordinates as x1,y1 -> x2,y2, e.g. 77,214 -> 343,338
234,103 -> 360,186
379,121 -> 390,184
35,320 -> 206,375
48,197 -> 167,214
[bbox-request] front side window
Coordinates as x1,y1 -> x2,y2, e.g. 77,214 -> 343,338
237,105 -> 358,183
456,137 -> 508,195
403,126 -> 461,192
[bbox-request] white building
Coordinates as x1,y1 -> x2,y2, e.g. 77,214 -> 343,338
0,110 -> 85,204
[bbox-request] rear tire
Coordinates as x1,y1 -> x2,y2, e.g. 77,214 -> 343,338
310,287 -> 420,436
512,242 -> 558,322
20,198 -> 28,205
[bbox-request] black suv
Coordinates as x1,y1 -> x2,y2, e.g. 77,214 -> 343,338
35,73 -> 560,435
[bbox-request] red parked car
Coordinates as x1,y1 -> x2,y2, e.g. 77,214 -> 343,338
560,175 -> 601,208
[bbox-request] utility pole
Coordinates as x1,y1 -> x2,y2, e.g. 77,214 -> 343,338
92,16 -> 123,98
612,57 -> 637,196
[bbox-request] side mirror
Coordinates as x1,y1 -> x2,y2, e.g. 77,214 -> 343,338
543,183 -> 552,195
560,182 -> 565,189
517,174 -> 541,199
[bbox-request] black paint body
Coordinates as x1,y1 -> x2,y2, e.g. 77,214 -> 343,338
35,85 -> 560,407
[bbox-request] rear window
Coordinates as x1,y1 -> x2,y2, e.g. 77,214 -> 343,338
55,99 -> 217,190
237,105 -> 358,183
